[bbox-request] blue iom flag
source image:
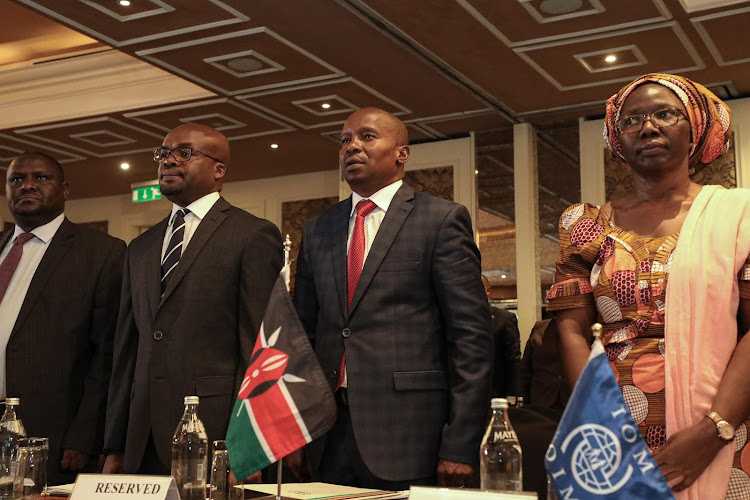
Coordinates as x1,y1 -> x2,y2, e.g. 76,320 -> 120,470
544,339 -> 675,499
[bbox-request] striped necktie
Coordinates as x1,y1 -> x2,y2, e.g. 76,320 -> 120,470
161,209 -> 188,295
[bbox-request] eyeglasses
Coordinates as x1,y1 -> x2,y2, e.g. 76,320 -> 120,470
153,147 -> 222,164
617,108 -> 686,134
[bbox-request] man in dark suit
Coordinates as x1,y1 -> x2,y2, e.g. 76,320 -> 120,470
1,152 -> 125,485
103,124 -> 282,475
482,275 -> 521,397
293,108 -> 491,489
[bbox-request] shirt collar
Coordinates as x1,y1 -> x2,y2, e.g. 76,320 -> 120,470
12,213 -> 65,244
170,191 -> 220,223
350,180 -> 403,217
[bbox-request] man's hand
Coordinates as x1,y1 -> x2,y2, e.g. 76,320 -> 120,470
437,459 -> 477,488
60,449 -> 89,472
283,448 -> 310,481
653,418 -> 727,492
102,452 -> 125,474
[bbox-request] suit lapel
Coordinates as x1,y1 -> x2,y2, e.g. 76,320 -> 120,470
11,219 -> 76,339
146,216 -> 170,316
331,198 -> 352,319
347,184 -> 414,316
158,197 -> 229,307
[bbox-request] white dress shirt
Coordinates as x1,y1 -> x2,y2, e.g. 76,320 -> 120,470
342,180 -> 402,386
0,213 -> 65,398
161,191 -> 220,260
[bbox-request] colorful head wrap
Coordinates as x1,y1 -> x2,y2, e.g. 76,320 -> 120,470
603,73 -> 732,176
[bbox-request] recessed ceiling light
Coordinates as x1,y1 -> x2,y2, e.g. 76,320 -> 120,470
605,54 -> 617,63
271,144 -> 279,149
119,0 -> 131,6
226,57 -> 263,72
120,163 -> 130,170
321,103 -> 331,109
501,274 -> 507,279
539,0 -> 582,14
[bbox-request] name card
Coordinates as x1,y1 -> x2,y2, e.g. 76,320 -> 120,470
409,486 -> 537,499
70,474 -> 179,500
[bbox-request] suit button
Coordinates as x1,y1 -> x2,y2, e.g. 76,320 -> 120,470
153,331 -> 163,340
342,328 -> 351,338
330,369 -> 337,379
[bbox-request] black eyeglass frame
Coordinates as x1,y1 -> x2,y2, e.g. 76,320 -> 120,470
616,108 -> 687,135
153,147 -> 223,164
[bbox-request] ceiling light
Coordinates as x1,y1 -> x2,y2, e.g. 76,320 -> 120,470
501,274 -> 507,279
605,54 -> 617,63
120,163 -> 130,170
321,103 -> 331,109
119,0 -> 131,6
271,144 -> 279,149
226,57 -> 263,72
539,0 -> 583,14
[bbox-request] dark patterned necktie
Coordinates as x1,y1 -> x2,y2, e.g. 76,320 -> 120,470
161,209 -> 188,295
0,232 -> 35,305
337,199 -> 378,389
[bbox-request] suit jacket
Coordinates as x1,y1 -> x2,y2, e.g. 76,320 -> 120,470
490,306 -> 521,397
103,197 -> 282,472
2,218 -> 125,485
293,184 -> 492,482
519,318 -> 569,412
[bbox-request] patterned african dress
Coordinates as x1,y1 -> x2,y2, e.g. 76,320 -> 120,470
547,203 -> 750,499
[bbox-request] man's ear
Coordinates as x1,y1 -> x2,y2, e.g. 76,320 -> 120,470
214,162 -> 227,181
397,145 -> 410,165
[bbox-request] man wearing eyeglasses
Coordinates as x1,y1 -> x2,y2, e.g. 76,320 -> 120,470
103,124 -> 283,476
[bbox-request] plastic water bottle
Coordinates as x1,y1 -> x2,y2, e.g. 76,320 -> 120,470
0,398 -> 26,499
480,397 -> 522,492
171,396 -> 208,500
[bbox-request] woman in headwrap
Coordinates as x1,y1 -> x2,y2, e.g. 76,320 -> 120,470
547,73 -> 750,499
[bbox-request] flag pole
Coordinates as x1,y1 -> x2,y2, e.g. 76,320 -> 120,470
276,457 -> 283,500
276,234 -> 291,500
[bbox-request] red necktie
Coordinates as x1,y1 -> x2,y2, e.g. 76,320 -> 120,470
337,199 -> 378,390
0,232 -> 35,304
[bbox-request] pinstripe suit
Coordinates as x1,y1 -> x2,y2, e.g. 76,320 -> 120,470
294,183 -> 492,482
1,219 -> 125,485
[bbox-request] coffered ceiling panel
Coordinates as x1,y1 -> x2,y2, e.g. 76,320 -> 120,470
515,22 -> 704,91
124,98 -> 294,138
237,78 -> 410,130
137,28 -> 345,95
691,6 -> 750,65
17,0 -> 249,47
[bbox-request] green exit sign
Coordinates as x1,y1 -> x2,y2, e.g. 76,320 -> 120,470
132,184 -> 162,203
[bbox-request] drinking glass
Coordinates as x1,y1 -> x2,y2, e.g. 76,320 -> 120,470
17,438 -> 47,496
209,440 -> 230,500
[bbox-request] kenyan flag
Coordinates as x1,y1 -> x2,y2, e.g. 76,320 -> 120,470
227,274 -> 336,480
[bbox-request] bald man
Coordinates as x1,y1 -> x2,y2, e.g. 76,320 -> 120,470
294,108 -> 491,489
103,124 -> 282,474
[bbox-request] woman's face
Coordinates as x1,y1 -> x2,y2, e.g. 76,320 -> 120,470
617,83 -> 693,176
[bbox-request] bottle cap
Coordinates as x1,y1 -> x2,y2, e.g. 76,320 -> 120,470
184,396 -> 199,405
490,398 -> 508,409
5,398 -> 19,406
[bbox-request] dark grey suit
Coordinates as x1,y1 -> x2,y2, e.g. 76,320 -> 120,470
2,219 -> 125,485
294,184 -> 492,482
104,197 -> 282,472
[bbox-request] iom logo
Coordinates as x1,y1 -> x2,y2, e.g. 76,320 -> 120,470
563,424 -> 631,495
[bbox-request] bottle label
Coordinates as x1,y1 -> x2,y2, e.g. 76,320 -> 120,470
493,430 -> 518,441
197,463 -> 204,481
